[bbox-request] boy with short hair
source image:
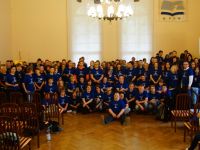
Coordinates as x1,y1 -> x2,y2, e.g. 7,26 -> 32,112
135,84 -> 148,112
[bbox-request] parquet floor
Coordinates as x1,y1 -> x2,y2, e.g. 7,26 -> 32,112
30,113 -> 190,150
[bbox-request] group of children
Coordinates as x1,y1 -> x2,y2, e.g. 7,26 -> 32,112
0,50 -> 199,125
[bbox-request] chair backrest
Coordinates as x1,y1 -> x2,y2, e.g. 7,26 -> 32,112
33,92 -> 41,107
0,103 -> 19,120
175,93 -> 190,110
20,103 -> 39,133
46,104 -> 60,123
0,91 -> 7,104
0,116 -> 20,150
9,92 -> 24,104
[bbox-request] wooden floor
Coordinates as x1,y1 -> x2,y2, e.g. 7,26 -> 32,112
30,113 -> 190,150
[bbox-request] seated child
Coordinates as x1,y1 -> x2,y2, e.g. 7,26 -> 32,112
148,85 -> 160,113
103,88 -> 114,110
94,85 -> 105,112
135,84 -> 148,112
58,89 -> 69,114
119,92 -> 131,115
68,90 -> 81,113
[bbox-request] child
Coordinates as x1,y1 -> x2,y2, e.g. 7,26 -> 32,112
5,66 -> 20,92
102,92 -> 126,125
43,78 -> 58,108
33,67 -> 45,92
81,85 -> 95,113
0,65 -> 7,91
58,89 -> 69,114
67,75 -> 77,95
94,86 -> 105,112
149,62 -> 162,85
103,88 -> 114,110
90,62 -> 104,84
77,77 -> 85,97
68,90 -> 81,113
126,83 -> 136,111
148,85 -> 160,113
135,84 -> 148,112
100,76 -> 112,93
157,84 -> 171,121
156,79 -> 164,94
119,92 -> 131,115
115,75 -> 128,93
22,67 -> 36,102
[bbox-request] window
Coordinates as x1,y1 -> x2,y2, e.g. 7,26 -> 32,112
120,1 -> 153,62
67,1 -> 101,64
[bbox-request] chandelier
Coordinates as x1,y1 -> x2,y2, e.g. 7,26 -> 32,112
87,0 -> 134,21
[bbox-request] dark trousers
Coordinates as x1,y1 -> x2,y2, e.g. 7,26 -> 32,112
189,133 -> 200,150
104,114 -> 125,125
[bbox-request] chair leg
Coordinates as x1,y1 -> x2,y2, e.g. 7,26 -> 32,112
171,115 -> 173,127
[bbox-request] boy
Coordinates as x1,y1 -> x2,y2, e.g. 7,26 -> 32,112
115,75 -> 128,93
102,92 -> 126,125
22,67 -> 36,102
148,85 -> 160,113
81,85 -> 95,113
119,92 -> 131,115
103,88 -> 114,110
126,83 -> 136,111
90,62 -> 104,84
135,84 -> 148,112
68,90 -> 81,113
94,86 -> 105,112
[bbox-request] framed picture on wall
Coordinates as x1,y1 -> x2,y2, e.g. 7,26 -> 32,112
160,0 -> 187,22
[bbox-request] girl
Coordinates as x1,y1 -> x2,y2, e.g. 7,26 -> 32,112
58,89 -> 69,114
68,90 -> 81,113
33,68 -> 45,92
149,62 -> 162,85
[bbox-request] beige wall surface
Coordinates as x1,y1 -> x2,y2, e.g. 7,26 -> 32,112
0,0 -> 200,62
0,0 -> 11,62
11,0 -> 68,62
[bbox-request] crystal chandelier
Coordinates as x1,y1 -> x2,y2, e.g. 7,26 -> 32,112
87,0 -> 134,21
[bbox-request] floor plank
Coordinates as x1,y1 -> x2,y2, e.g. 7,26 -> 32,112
30,113 -> 190,150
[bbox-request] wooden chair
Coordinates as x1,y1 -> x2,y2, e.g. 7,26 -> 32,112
171,93 -> 191,132
0,116 -> 32,150
45,103 -> 64,125
0,103 -> 19,120
20,103 -> 40,148
183,103 -> 200,142
9,92 -> 24,104
0,91 -> 7,104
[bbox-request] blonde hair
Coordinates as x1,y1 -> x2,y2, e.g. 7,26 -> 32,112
170,65 -> 178,74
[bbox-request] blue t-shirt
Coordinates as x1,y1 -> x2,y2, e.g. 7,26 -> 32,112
69,96 -> 81,106
149,68 -> 162,81
181,68 -> 194,87
67,82 -> 77,91
100,82 -> 111,91
135,91 -> 148,101
115,82 -> 128,90
136,67 -> 145,77
23,74 -> 35,92
5,74 -> 20,91
126,89 -> 136,100
44,84 -> 57,93
192,73 -> 200,87
136,80 -> 149,88
148,92 -> 160,101
58,95 -> 69,105
104,93 -> 114,103
15,71 -> 24,82
94,92 -> 105,100
33,74 -> 45,86
169,72 -> 179,88
82,91 -> 94,102
0,73 -> 6,84
91,68 -> 103,80
75,68 -> 88,79
109,100 -> 125,114
46,73 -> 58,84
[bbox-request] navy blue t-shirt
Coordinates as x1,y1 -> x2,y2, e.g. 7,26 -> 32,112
169,72 -> 179,88
100,82 -> 111,91
44,84 -> 57,93
67,82 -> 77,91
58,95 -> 69,105
82,91 -> 94,102
46,73 -> 58,84
148,92 -> 160,101
5,73 -> 20,90
91,68 -> 103,80
69,96 -> 81,106
135,91 -> 148,101
109,100 -> 125,114
181,68 -> 194,87
0,73 -> 7,84
33,74 -> 45,86
115,82 -> 128,90
126,89 -> 136,100
149,68 -> 162,81
104,93 -> 114,103
23,74 -> 35,92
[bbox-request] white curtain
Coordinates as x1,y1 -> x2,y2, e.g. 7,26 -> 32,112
67,0 -> 101,64
120,0 -> 153,62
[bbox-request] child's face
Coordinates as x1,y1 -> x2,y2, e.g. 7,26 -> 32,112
162,86 -> 167,92
80,77 -> 84,83
48,79 -> 53,84
96,87 -> 100,93
150,87 -> 155,93
119,76 -> 124,83
11,67 -> 16,74
103,77 -> 107,83
50,68 -> 54,73
120,94 -> 124,99
60,91 -> 65,96
129,84 -> 134,90
114,93 -> 120,101
107,90 -> 111,95
17,66 -> 22,71
86,86 -> 91,93
159,82 -> 163,86
138,85 -> 144,93
35,69 -> 40,75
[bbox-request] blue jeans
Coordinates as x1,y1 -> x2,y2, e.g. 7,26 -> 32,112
191,87 -> 199,104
